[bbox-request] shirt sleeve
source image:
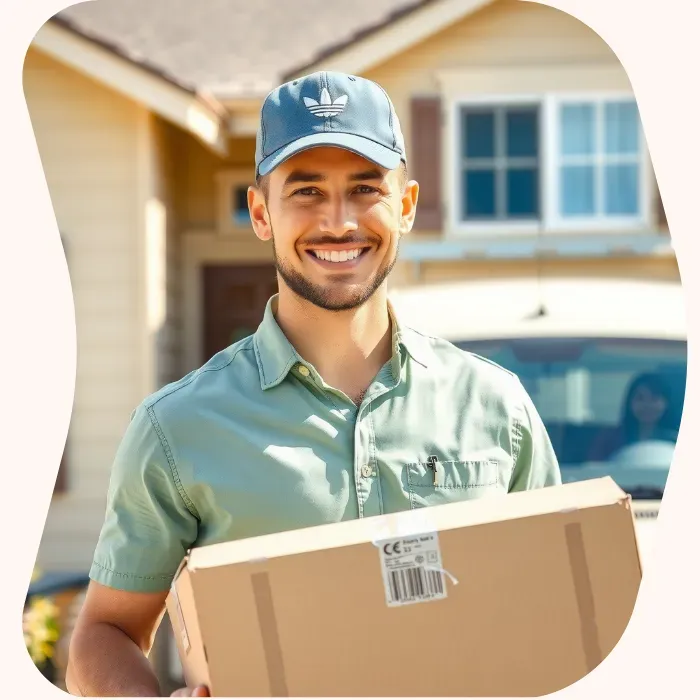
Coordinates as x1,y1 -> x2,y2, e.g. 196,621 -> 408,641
89,403 -> 199,592
509,378 -> 562,492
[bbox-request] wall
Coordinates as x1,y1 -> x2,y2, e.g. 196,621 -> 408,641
148,115 -> 186,388
23,47 -> 149,571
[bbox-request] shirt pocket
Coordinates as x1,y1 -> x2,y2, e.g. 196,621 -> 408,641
406,459 -> 506,509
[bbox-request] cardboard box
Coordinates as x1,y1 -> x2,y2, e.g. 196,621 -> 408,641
167,477 -> 641,697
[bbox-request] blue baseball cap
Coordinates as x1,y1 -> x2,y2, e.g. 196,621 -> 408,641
255,71 -> 407,178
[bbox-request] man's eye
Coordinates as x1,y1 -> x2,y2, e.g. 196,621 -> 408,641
294,187 -> 320,196
355,185 -> 380,194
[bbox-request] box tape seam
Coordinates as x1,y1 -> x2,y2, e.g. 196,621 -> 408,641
251,571 -> 289,697
565,521 -> 603,672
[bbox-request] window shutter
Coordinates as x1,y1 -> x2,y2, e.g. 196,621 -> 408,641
657,190 -> 667,228
410,96 -> 443,231
55,444 -> 68,494
55,233 -> 69,495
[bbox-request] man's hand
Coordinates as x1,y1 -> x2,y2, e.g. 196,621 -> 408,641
170,687 -> 210,697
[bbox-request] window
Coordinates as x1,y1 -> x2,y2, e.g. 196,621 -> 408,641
459,105 -> 540,221
452,94 -> 649,233
556,99 -> 642,222
230,185 -> 250,226
215,169 -> 255,235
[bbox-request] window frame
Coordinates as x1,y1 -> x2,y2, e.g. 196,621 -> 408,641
447,91 -> 653,237
214,168 -> 255,236
448,93 -> 545,236
543,91 -> 653,233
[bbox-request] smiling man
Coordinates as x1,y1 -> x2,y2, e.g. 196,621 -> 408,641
66,72 -> 560,698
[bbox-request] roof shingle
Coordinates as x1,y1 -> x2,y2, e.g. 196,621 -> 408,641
52,0 -> 429,98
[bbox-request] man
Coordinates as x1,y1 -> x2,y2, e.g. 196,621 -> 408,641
66,71 -> 560,697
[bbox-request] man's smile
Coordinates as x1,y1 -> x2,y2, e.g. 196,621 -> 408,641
304,244 -> 373,270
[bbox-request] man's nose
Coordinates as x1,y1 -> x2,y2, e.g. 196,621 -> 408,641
319,196 -> 359,237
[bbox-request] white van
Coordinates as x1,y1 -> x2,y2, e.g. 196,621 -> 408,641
389,277 -> 687,564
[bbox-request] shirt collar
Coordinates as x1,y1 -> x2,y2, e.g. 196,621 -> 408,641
253,296 -> 303,390
254,295 -> 431,391
388,300 -> 431,369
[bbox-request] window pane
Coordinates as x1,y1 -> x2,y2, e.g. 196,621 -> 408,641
463,169 -> 496,219
232,185 -> 250,224
605,164 -> 639,214
506,109 -> 538,157
507,168 -> 539,217
561,103 -> 595,155
463,110 -> 495,158
605,101 -> 639,154
560,165 -> 595,216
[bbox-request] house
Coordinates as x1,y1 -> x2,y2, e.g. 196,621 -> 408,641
25,0 -> 676,632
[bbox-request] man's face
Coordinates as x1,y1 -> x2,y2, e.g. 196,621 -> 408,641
249,147 -> 418,311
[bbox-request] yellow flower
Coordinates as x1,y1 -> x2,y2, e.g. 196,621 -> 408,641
23,592 -> 60,668
32,598 -> 58,617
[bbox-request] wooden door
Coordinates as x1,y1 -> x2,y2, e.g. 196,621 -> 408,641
202,264 -> 278,362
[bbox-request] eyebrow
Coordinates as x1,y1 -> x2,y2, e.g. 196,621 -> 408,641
283,171 -> 324,187
283,167 -> 385,188
349,168 -> 385,182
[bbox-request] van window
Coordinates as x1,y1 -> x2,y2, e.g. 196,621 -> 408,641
454,338 -> 687,498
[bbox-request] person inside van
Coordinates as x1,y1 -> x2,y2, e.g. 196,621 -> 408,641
589,372 -> 679,461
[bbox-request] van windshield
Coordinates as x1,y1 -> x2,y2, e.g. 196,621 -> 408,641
453,337 -> 687,499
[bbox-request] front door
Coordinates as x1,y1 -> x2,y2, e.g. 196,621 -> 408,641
202,264 -> 278,362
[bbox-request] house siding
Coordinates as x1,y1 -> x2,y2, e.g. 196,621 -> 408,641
23,47 -> 148,572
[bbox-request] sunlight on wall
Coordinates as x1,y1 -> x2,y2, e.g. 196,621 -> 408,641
145,197 -> 167,333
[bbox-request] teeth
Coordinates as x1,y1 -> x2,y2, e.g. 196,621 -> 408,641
312,248 -> 363,262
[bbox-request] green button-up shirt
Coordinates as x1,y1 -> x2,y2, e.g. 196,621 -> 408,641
90,295 -> 560,593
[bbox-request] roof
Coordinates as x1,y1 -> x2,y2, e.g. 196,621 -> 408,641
283,0 -> 439,80
50,0 -> 431,99
32,18 -> 230,155
388,277 -> 688,342
48,13 -> 198,95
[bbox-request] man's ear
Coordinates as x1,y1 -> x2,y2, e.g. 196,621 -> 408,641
248,186 -> 272,241
399,180 -> 419,237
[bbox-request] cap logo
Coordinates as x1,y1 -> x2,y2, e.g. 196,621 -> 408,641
303,88 -> 348,118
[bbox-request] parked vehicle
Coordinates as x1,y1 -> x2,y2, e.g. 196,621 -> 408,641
389,276 -> 687,565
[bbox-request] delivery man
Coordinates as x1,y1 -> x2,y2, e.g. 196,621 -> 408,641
66,71 -> 561,697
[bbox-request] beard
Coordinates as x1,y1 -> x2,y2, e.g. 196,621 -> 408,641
271,231 -> 399,312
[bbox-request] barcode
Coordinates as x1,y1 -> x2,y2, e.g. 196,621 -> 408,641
388,566 -> 444,603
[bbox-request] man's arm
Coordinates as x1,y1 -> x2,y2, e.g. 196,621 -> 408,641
66,582 -> 210,697
66,582 -> 167,697
68,403 -> 201,696
509,378 -> 562,491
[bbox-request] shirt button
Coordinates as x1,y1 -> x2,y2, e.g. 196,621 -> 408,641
361,465 -> 373,478
298,365 -> 310,377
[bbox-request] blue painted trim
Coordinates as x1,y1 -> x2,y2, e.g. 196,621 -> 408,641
398,232 -> 673,262
26,572 -> 90,600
